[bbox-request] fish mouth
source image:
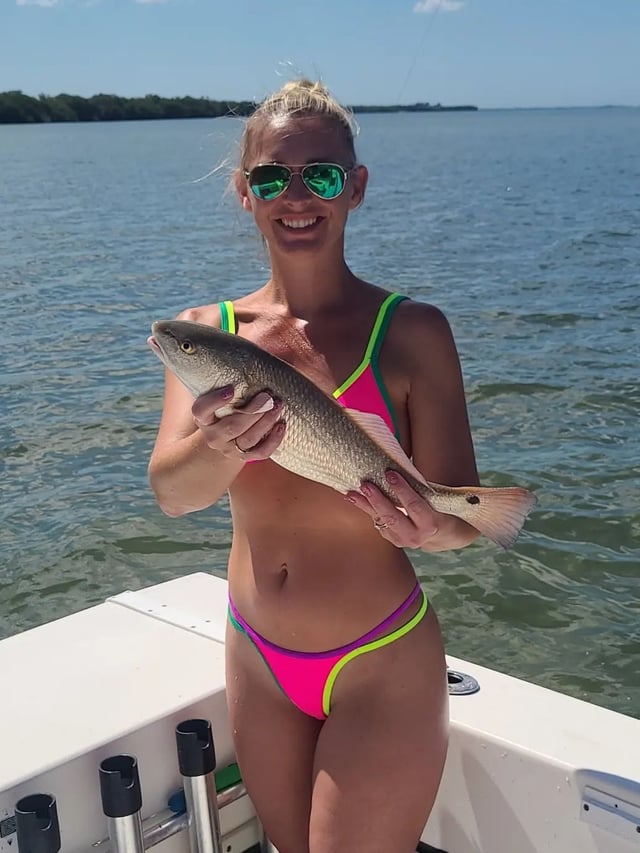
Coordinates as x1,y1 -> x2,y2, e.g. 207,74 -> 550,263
147,334 -> 167,365
148,321 -> 175,355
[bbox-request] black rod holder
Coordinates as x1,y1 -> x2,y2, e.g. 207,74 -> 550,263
99,755 -> 142,818
176,719 -> 222,853
99,754 -> 144,853
15,793 -> 61,853
176,718 -> 216,777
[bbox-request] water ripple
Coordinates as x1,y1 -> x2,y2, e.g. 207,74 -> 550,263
2,110 -> 639,717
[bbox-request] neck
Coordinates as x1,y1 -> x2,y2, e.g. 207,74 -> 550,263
264,240 -> 361,319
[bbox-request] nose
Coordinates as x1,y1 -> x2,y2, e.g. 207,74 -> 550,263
283,172 -> 313,203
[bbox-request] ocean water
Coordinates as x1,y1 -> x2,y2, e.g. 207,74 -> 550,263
1,108 -> 639,717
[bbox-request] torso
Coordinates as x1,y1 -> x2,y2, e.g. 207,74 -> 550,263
191,285 -> 423,652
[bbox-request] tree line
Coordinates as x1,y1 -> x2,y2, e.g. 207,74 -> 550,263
0,92 -> 256,124
0,91 -> 478,125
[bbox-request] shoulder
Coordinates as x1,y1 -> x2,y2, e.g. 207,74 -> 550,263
175,302 -> 223,326
389,297 -> 460,371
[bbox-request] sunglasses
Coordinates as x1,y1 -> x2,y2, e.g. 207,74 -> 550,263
244,162 -> 353,201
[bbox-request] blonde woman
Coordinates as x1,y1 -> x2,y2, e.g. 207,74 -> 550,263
149,79 -> 482,853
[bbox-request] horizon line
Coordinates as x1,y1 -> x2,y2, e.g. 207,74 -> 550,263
2,90 -> 639,112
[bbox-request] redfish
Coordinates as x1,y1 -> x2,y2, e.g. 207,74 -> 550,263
148,320 -> 536,548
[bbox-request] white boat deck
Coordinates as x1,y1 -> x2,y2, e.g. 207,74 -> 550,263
1,572 -> 638,852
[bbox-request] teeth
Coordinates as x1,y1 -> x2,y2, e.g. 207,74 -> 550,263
281,217 -> 318,229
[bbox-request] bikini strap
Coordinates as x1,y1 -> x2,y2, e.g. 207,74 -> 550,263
218,300 -> 236,334
367,292 -> 407,366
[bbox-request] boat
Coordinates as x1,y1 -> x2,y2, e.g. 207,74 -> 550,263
1,571 -> 639,852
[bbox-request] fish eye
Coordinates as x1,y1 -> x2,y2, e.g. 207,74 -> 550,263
180,340 -> 195,354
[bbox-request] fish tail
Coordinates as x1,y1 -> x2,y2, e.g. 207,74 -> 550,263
422,485 -> 537,549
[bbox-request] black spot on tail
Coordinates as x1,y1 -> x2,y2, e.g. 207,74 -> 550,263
466,494 -> 480,505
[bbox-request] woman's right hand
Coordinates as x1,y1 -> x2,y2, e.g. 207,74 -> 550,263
191,386 -> 286,462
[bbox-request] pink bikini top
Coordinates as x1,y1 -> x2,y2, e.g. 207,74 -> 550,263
218,292 -> 407,438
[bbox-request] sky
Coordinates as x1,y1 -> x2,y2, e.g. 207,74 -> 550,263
1,0 -> 639,110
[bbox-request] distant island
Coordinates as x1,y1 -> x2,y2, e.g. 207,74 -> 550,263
0,91 -> 478,125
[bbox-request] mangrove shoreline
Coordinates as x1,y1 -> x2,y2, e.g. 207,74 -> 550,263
0,91 -> 478,125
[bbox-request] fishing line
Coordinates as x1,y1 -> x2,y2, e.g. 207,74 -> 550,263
396,2 -> 443,104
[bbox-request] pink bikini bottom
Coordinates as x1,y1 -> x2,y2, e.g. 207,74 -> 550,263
228,582 -> 428,720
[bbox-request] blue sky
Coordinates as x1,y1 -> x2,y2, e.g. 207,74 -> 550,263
2,0 -> 639,109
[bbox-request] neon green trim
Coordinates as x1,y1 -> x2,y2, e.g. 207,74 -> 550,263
332,360 -> 368,399
321,591 -> 428,717
371,293 -> 405,362
219,301 -> 229,332
332,292 -> 402,399
371,292 -> 406,437
219,300 -> 236,334
227,607 -> 285,697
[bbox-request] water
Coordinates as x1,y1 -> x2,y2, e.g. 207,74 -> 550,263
1,109 -> 639,717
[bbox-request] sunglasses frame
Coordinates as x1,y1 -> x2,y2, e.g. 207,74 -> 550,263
243,162 -> 354,201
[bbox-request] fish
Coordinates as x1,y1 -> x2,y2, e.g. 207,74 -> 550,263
148,320 -> 537,549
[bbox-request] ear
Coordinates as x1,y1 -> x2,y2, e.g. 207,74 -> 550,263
348,164 -> 368,211
234,169 -> 254,213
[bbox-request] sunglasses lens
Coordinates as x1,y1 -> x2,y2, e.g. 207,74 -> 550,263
248,165 -> 291,200
302,164 -> 346,199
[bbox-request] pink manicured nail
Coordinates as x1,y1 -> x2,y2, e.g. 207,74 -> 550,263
386,470 -> 399,484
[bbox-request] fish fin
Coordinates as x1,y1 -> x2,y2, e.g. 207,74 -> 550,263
343,408 -> 429,486
432,485 -> 537,549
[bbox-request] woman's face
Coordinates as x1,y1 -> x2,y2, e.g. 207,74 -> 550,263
237,115 -> 368,256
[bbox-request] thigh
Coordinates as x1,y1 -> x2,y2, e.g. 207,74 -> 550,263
309,606 -> 449,853
225,620 -> 323,853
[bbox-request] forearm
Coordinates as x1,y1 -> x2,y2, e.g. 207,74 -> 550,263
420,514 -> 480,552
148,430 -> 243,517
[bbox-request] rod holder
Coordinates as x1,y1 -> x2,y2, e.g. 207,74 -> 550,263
176,719 -> 223,853
99,755 -> 145,853
15,794 -> 61,853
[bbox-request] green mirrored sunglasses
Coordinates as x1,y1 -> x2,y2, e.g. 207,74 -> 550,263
244,162 -> 352,201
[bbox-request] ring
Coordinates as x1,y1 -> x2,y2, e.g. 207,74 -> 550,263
233,438 -> 250,455
373,519 -> 389,531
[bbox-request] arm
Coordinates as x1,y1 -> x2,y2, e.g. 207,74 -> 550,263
148,373 -> 239,517
348,302 -> 481,552
147,308 -> 284,517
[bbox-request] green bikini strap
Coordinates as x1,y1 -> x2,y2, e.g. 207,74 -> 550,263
218,300 -> 236,334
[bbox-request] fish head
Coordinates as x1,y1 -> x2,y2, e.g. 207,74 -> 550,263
148,320 -> 250,398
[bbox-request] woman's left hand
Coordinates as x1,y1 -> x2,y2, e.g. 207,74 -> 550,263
345,470 -> 440,549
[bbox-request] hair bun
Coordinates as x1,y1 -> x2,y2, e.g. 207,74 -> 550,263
238,77 -> 359,170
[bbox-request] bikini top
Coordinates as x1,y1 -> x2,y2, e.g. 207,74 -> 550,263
217,291 -> 407,438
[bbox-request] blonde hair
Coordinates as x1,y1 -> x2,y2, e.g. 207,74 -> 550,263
238,78 -> 359,171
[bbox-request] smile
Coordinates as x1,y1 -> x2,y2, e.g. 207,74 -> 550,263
278,217 -> 320,230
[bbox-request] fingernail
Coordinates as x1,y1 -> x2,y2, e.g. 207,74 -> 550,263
220,385 -> 233,399
386,470 -> 398,484
361,483 -> 373,497
254,395 -> 275,414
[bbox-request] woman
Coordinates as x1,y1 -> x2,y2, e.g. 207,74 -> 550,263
149,78 -> 481,853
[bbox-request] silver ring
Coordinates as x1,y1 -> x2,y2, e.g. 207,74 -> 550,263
373,519 -> 389,531
233,438 -> 250,455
